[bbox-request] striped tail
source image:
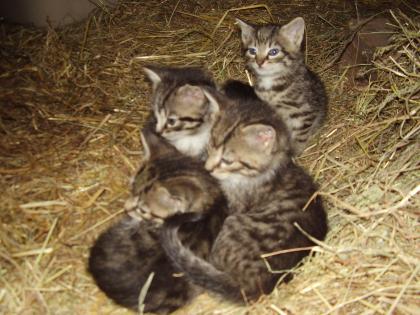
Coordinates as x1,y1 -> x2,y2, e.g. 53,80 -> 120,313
160,213 -> 241,300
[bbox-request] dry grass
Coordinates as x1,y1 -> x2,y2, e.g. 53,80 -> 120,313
0,1 -> 419,314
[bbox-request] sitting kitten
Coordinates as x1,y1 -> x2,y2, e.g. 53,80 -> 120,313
143,65 -> 219,159
160,86 -> 328,301
236,17 -> 328,155
88,130 -> 227,314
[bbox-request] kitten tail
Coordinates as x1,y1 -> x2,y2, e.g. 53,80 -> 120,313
160,213 -> 242,300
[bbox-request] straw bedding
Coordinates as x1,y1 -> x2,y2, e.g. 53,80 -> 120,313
0,1 -> 418,314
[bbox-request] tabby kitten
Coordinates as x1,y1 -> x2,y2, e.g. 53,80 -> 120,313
143,65 -> 219,159
236,17 -> 328,155
88,130 -> 227,314
161,85 -> 328,301
221,79 -> 259,101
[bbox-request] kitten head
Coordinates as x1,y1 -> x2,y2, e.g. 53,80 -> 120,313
236,17 -> 305,76
204,90 -> 291,188
126,130 -> 222,221
143,65 -> 218,158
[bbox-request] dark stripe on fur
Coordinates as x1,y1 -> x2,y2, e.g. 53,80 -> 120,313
289,110 -> 315,119
160,213 -> 242,300
179,117 -> 204,123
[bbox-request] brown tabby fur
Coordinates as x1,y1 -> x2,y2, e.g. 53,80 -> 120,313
143,65 -> 218,159
88,131 -> 227,314
161,83 -> 328,301
237,17 -> 328,155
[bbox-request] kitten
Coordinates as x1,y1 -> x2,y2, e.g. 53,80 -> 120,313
143,65 -> 219,159
160,86 -> 328,301
88,130 -> 227,314
89,217 -> 195,314
236,17 -> 328,155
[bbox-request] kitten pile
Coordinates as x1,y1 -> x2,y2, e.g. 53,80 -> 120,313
88,17 -> 328,314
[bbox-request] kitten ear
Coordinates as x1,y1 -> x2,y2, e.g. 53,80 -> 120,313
140,130 -> 152,160
140,129 -> 176,159
176,84 -> 206,106
241,124 -> 276,154
202,89 -> 221,114
143,65 -> 163,91
279,17 -> 305,52
155,186 -> 184,212
235,18 -> 255,44
155,186 -> 172,204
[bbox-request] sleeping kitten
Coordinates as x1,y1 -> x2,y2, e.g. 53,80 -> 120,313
89,217 -> 195,314
143,65 -> 219,159
236,17 -> 328,155
160,86 -> 328,301
88,130 -> 227,314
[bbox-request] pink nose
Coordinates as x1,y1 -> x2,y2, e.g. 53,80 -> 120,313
256,58 -> 265,67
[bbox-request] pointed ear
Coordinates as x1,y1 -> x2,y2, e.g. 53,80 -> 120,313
235,18 -> 255,45
155,186 -> 183,211
143,66 -> 162,91
155,186 -> 172,205
202,89 -> 221,114
140,130 -> 152,160
279,17 -> 305,52
140,129 -> 176,159
241,124 -> 276,154
176,84 -> 206,106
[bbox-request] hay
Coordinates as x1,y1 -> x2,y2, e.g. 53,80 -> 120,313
0,1 -> 418,314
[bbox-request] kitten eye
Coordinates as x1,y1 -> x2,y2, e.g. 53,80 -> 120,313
268,48 -> 280,56
248,47 -> 257,56
221,158 -> 233,166
167,117 -> 177,126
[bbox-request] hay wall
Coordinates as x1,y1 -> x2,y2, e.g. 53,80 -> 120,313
0,1 -> 418,314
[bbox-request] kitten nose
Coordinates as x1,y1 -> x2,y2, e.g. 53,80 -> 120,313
256,57 -> 266,67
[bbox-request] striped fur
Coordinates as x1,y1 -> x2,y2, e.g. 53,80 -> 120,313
88,131 -> 227,313
237,17 -> 328,155
143,65 -> 219,159
161,86 -> 328,301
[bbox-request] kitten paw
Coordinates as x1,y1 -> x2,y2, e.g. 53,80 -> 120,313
124,196 -> 180,224
124,196 -> 163,224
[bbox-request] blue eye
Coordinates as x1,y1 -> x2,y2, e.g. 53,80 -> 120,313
268,48 -> 280,56
248,47 -> 257,55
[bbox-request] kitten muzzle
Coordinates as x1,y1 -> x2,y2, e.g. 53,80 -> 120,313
256,56 -> 267,67
205,148 -> 223,172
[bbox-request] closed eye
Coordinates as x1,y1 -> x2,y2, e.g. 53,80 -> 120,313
239,160 -> 259,170
179,116 -> 204,123
268,48 -> 280,57
248,47 -> 257,55
221,158 -> 233,166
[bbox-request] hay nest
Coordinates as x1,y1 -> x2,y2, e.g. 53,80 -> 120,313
0,1 -> 418,314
